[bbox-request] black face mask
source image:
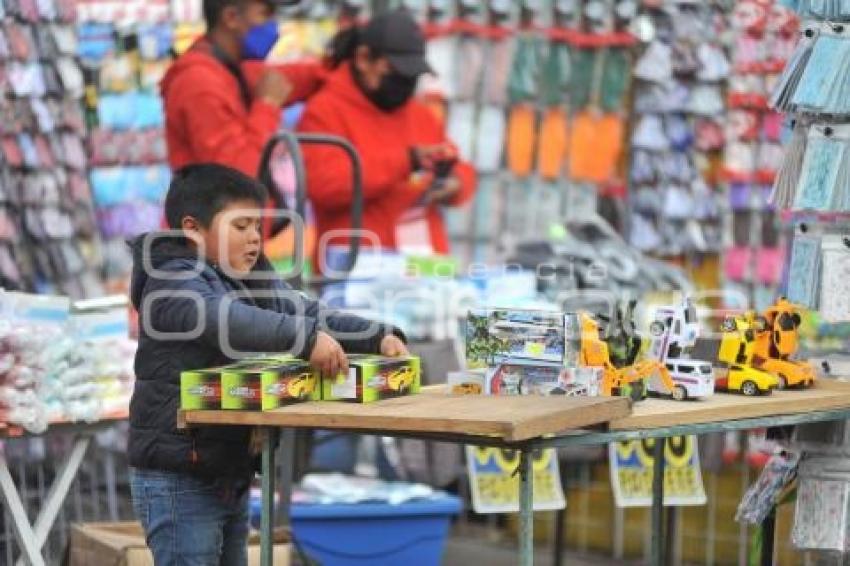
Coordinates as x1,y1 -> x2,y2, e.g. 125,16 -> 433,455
354,65 -> 418,111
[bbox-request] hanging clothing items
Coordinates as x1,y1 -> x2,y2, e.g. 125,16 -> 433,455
507,31 -> 544,105
569,111 -> 623,183
446,101 -> 476,162
537,107 -> 570,180
479,27 -> 515,107
538,39 -> 571,108
599,47 -> 630,112
453,33 -> 485,102
420,28 -> 457,100
474,104 -> 506,172
569,47 -> 595,110
506,103 -> 536,177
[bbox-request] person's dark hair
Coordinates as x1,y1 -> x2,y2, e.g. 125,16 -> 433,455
326,26 -> 380,69
165,163 -> 268,229
203,0 -> 241,29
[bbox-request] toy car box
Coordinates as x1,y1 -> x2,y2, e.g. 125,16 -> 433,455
466,309 -> 579,369
259,360 -> 321,410
220,358 -> 321,411
181,367 -> 226,410
447,369 -> 487,395
322,355 -> 421,403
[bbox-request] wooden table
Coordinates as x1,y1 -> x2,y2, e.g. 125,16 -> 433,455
181,392 -> 631,566
0,412 -> 129,566
545,378 -> 850,566
181,379 -> 850,566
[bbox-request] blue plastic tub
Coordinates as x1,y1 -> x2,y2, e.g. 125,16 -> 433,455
252,496 -> 462,566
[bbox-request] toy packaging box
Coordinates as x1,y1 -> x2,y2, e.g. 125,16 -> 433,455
182,357 -> 320,411
447,369 -> 487,395
322,355 -> 421,403
181,367 -> 226,410
259,359 -> 321,410
465,309 -> 579,369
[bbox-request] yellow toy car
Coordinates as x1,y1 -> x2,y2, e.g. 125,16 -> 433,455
715,365 -> 778,396
452,382 -> 483,395
286,373 -> 316,399
387,366 -> 415,392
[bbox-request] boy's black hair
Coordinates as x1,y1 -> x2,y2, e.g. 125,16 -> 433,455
165,163 -> 268,229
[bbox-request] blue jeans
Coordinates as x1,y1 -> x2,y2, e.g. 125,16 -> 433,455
130,468 -> 250,566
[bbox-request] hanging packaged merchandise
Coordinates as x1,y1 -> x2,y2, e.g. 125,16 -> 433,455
632,114 -> 669,152
569,111 -> 623,183
782,0 -> 850,20
447,101 -> 476,162
772,21 -> 850,114
634,40 -> 673,83
819,234 -> 850,322
793,123 -> 850,211
480,31 -> 514,107
538,35 -> 570,109
629,212 -> 663,252
536,107 -> 569,180
454,34 -> 485,102
771,119 -> 808,208
506,103 -> 536,177
792,456 -> 850,552
696,43 -> 732,82
786,232 -> 821,307
474,104 -> 505,173
421,32 -> 457,101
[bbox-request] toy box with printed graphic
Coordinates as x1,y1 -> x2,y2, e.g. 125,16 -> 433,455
221,359 -> 321,411
180,359 -> 261,410
465,309 -> 580,369
322,355 -> 421,403
448,369 -> 487,395
484,363 -> 602,396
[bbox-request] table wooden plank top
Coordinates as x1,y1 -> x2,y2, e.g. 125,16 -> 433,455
180,388 -> 631,443
609,378 -> 850,430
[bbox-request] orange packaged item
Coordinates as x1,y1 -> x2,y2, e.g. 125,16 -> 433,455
537,107 -> 569,180
568,111 -> 623,183
506,103 -> 537,178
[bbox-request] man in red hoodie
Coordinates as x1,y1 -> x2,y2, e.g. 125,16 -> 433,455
298,10 -> 476,270
162,0 -> 322,178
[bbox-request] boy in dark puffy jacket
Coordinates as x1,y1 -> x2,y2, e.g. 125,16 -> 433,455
128,163 -> 407,565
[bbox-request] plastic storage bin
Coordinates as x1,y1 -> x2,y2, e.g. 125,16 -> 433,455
253,496 -> 462,566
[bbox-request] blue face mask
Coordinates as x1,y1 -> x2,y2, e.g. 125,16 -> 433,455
241,20 -> 279,61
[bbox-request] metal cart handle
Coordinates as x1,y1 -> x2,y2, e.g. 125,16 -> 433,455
258,131 -> 363,289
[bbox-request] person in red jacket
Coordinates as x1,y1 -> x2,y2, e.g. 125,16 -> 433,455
162,0 -> 323,178
298,10 -> 476,270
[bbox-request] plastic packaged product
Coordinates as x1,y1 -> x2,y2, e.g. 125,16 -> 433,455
736,449 -> 800,525
792,456 -> 850,552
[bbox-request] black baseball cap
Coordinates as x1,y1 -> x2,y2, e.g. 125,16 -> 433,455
360,10 -> 433,78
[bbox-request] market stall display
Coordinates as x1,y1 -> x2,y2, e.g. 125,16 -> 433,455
0,0 -> 103,298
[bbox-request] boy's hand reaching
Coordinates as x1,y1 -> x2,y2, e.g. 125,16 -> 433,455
380,335 -> 409,357
310,331 -> 349,378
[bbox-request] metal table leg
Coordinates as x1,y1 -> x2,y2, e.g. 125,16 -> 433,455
261,428 -> 280,566
519,447 -> 534,566
760,509 -> 776,566
651,437 -> 667,566
2,434 -> 91,566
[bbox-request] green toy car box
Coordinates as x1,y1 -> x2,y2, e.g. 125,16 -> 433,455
322,355 -> 421,403
259,359 -> 321,410
180,367 -> 227,410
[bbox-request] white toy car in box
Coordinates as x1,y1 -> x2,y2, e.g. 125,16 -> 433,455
651,359 -> 715,400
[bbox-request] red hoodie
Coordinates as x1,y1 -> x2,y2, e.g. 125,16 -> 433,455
298,65 -> 476,264
161,37 -> 324,177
